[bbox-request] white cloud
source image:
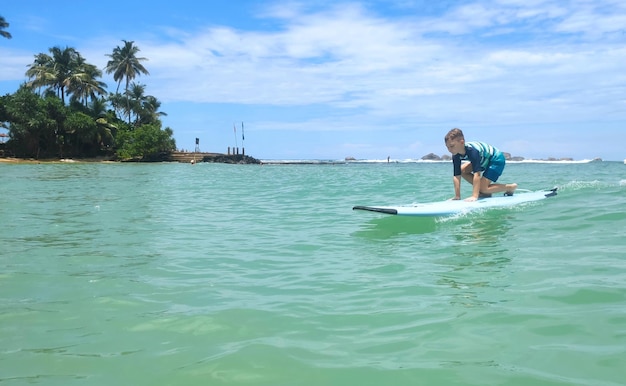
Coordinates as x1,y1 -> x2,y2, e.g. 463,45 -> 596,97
139,3 -> 445,107
0,50 -> 33,81
487,50 -> 572,66
117,0 -> 622,126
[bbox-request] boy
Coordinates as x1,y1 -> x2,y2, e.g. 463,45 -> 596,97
444,128 -> 517,202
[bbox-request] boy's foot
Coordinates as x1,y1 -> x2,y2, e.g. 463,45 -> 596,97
504,183 -> 518,196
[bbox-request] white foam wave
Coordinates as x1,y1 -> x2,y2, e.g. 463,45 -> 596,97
260,158 -> 599,165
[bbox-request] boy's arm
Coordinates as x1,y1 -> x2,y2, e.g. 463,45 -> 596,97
451,155 -> 462,200
467,172 -> 482,201
452,175 -> 462,200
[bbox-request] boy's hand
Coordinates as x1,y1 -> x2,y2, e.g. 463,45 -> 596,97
465,196 -> 478,202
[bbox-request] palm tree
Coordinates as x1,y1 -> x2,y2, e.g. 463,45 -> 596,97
68,59 -> 108,105
107,92 -> 126,122
104,40 -> 149,123
26,47 -> 78,104
125,82 -> 147,125
26,46 -> 106,106
25,53 -> 56,94
49,46 -> 79,104
121,83 -> 167,126
87,97 -> 109,118
139,95 -> 167,125
0,16 -> 11,39
90,98 -> 117,149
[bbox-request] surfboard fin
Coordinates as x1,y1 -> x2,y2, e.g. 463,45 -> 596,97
545,187 -> 558,197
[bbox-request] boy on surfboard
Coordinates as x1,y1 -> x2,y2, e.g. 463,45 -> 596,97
444,128 -> 517,202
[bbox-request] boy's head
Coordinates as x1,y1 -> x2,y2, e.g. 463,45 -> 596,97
444,128 -> 465,154
444,128 -> 464,142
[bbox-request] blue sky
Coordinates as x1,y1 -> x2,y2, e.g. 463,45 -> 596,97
1,0 -> 625,160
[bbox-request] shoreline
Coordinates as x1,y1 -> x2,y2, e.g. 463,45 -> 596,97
0,153 -> 260,164
1,156 -> 616,165
0,156 -> 117,164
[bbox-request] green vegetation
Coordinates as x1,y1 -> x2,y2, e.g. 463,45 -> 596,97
0,38 -> 176,161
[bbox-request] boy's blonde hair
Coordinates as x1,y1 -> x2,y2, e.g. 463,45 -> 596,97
445,128 -> 464,142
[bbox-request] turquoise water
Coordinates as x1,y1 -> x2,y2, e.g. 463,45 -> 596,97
1,161 -> 625,386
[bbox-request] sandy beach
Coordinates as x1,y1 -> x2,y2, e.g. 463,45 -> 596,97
0,157 -> 117,164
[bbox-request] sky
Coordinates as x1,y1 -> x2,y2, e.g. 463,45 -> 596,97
1,0 -> 625,161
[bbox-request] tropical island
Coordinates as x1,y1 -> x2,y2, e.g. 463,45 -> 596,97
0,39 -> 185,162
0,35 -> 262,164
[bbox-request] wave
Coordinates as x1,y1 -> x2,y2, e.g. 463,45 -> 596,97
559,178 -> 626,191
260,158 -> 602,165
509,159 -> 598,164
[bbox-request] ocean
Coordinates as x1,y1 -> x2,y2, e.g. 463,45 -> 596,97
1,160 -> 625,386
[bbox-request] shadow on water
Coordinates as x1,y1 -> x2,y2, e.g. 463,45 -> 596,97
351,215 -> 438,239
434,213 -> 516,307
351,210 -> 517,305
440,210 -> 514,246
351,207 -> 514,242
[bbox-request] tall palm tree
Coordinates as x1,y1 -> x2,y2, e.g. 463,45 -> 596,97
104,40 -> 149,123
0,16 -> 11,39
25,53 -> 56,94
51,46 -> 88,105
26,46 -> 106,106
26,47 -> 78,104
68,59 -> 108,105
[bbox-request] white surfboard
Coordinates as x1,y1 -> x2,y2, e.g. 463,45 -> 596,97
353,188 -> 557,217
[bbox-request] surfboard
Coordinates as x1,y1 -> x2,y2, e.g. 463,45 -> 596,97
353,188 -> 557,217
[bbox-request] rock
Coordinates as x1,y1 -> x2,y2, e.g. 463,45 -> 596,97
421,153 -> 441,161
202,154 -> 261,164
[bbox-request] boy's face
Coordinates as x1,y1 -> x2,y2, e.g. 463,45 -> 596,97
445,138 -> 465,155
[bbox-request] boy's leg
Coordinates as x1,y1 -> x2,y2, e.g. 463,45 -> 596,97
460,162 -> 474,184
462,162 -> 516,195
480,177 -> 517,194
481,157 -> 517,195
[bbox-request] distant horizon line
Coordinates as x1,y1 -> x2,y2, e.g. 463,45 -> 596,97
257,158 -> 615,164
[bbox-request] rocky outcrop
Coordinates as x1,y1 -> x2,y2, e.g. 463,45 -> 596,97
167,151 -> 260,164
421,153 -> 441,161
202,154 -> 261,164
420,153 -> 593,162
